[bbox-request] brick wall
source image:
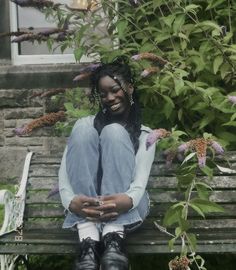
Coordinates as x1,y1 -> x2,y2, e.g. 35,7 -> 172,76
0,63 -> 85,184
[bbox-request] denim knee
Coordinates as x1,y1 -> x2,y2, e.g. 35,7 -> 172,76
100,123 -> 130,143
68,122 -> 99,147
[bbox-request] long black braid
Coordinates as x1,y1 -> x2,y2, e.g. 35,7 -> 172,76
90,61 -> 142,153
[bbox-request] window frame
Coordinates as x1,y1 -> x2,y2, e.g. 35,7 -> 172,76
9,2 -> 92,65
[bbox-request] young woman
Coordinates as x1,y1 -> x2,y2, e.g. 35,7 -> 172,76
59,60 -> 156,270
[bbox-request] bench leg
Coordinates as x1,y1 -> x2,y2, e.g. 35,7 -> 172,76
0,255 -> 29,270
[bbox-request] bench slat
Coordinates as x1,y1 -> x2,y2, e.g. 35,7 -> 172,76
25,203 -> 236,218
25,190 -> 236,204
27,175 -> 236,190
23,218 -> 236,230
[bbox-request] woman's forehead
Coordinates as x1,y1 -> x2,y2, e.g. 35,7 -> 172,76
98,75 -> 121,88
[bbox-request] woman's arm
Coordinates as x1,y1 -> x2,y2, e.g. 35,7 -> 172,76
59,146 -> 76,210
125,129 -> 156,209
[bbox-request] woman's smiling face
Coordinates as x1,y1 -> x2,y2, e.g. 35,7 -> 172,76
98,75 -> 133,118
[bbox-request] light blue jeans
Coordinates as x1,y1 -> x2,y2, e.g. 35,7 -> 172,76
63,121 -> 149,232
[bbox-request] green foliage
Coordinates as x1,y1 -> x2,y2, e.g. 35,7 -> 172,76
37,0 -> 236,149
55,88 -> 98,136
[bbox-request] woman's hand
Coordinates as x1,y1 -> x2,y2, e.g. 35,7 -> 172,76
97,193 -> 133,221
69,195 -> 118,221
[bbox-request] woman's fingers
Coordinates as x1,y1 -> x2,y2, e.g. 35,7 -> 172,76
99,212 -> 118,222
95,203 -> 116,212
82,207 -> 104,218
80,195 -> 100,206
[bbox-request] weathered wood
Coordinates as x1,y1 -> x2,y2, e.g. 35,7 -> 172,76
25,189 -> 236,204
1,229 -> 236,254
1,151 -> 236,256
27,175 -> 236,190
22,218 -> 236,231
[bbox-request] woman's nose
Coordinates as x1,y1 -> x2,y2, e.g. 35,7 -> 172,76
106,92 -> 115,101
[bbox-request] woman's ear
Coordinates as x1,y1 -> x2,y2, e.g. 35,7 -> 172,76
127,83 -> 134,95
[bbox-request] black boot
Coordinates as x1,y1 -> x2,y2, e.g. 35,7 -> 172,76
101,232 -> 129,270
74,237 -> 100,270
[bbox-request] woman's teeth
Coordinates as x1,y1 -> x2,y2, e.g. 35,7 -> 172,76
110,103 -> 120,111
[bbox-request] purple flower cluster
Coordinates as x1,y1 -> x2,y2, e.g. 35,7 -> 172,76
228,95 -> 236,105
211,141 -> 224,154
146,129 -> 171,150
13,126 -> 28,136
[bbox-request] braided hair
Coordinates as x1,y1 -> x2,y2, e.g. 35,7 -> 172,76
90,61 -> 142,153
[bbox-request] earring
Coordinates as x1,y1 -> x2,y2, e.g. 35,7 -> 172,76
130,94 -> 134,105
102,107 -> 107,114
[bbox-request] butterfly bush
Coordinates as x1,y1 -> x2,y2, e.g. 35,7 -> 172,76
146,128 -> 171,150
141,67 -> 160,78
14,111 -> 65,136
131,52 -> 167,66
73,63 -> 102,82
168,256 -> 190,270
228,95 -> 236,105
178,138 -> 224,168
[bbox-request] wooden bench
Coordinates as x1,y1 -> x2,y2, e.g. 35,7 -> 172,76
0,151 -> 236,269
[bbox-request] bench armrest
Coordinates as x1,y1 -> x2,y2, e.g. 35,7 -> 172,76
0,152 -> 33,236
0,189 -> 15,235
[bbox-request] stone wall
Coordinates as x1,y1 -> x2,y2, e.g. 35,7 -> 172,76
0,63 -> 86,184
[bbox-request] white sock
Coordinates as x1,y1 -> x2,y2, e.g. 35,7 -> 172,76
102,224 -> 124,238
77,222 -> 100,241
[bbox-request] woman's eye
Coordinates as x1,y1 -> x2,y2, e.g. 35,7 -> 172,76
112,87 -> 120,93
99,92 -> 106,98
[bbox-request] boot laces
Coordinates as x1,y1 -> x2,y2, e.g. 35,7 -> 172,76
80,237 -> 98,260
104,232 -> 124,249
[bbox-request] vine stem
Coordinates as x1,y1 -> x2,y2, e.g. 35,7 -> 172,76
183,177 -> 195,220
228,0 -> 232,44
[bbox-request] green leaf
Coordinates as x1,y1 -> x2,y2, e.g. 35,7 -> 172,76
213,55 -> 223,74
206,0 -> 225,10
64,102 -> 74,111
196,21 -> 222,32
161,14 -> 175,28
222,121 -> 236,127
174,78 -> 185,96
199,113 -> 215,129
190,198 -> 225,213
230,113 -> 236,121
168,237 -> 176,251
216,165 -> 236,174
195,181 -> 212,191
200,165 -> 213,178
74,47 -> 85,61
196,184 -> 210,200
173,14 -> 185,34
116,20 -> 128,39
220,63 -> 231,79
177,173 -> 195,187
175,227 -> 182,237
189,203 -> 205,218
163,206 -> 182,227
186,233 -> 197,251
185,4 -> 201,12
181,152 -> 196,165
179,217 -> 190,232
162,95 -> 175,119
